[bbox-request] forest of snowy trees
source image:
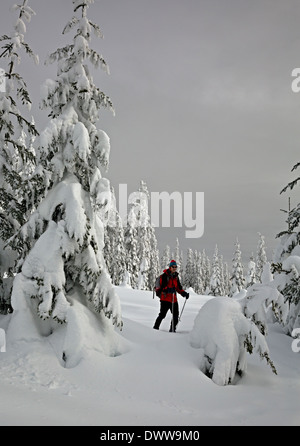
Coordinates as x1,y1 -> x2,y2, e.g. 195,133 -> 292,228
0,0 -> 300,376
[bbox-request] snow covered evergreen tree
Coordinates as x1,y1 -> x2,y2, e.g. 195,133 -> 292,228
219,254 -> 226,295
223,261 -> 231,296
174,238 -> 181,273
201,249 -> 211,294
161,245 -> 171,271
240,166 -> 300,338
272,162 -> 300,334
209,245 -> 225,296
179,249 -> 184,283
245,255 -> 256,288
124,181 -> 159,290
147,234 -> 160,290
229,238 -> 245,297
256,233 -> 267,283
137,181 -> 159,290
0,0 -> 39,314
193,250 -> 204,295
184,248 -> 195,289
124,206 -> 139,288
103,186 -> 126,286
8,0 -> 122,365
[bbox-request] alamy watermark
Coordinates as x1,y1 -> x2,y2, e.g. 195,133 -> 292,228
110,184 -> 204,239
291,68 -> 300,93
291,328 -> 300,353
0,68 -> 5,93
0,65 -> 204,238
0,328 -> 6,353
290,74 -> 300,352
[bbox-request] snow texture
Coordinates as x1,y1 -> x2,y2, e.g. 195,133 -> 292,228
1,287 -> 300,426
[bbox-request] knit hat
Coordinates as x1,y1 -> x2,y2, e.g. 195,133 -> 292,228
169,260 -> 177,267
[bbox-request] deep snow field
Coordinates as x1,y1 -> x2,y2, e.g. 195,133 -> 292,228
0,285 -> 300,427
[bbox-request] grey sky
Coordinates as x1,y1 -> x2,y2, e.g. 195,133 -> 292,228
1,0 -> 300,265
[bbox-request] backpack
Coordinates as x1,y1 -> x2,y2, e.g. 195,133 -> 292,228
153,272 -> 167,298
154,275 -> 162,298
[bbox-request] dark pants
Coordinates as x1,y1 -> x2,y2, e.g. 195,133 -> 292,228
153,300 -> 179,332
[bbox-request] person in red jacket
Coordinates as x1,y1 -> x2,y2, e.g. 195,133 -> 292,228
153,260 -> 189,332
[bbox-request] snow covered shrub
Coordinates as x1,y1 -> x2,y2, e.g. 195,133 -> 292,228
190,297 -> 277,386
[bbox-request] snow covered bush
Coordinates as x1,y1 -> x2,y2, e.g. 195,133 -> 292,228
190,297 -> 277,386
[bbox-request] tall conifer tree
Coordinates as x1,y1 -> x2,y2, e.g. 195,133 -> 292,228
9,1 -> 122,363
229,239 -> 245,296
0,0 -> 38,313
273,162 -> 300,334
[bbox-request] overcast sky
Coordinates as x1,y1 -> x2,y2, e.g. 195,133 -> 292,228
1,0 -> 300,265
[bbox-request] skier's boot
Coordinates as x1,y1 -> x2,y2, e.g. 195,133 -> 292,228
169,321 -> 177,333
153,318 -> 161,330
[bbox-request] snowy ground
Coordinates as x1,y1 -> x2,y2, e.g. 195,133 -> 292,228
0,286 -> 300,427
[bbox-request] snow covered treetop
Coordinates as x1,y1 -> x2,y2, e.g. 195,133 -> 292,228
39,0 -> 114,193
73,0 -> 95,13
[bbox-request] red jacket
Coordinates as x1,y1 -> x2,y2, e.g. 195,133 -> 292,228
159,269 -> 185,303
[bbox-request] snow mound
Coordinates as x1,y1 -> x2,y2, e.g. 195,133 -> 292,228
50,294 -> 128,368
1,287 -> 300,425
190,297 -> 275,385
7,284 -> 128,368
283,255 -> 300,274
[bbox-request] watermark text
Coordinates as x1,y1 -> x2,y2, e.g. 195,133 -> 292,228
117,184 -> 204,239
0,328 -> 6,352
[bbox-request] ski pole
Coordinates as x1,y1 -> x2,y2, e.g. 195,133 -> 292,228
178,297 -> 187,323
171,296 -> 175,332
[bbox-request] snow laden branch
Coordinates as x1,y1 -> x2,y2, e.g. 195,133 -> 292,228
12,176 -> 122,327
273,161 -> 300,335
280,161 -> 300,194
38,106 -> 111,191
2,1 -> 39,74
239,263 -> 288,336
43,0 -> 112,120
272,251 -> 300,335
190,297 -> 277,386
